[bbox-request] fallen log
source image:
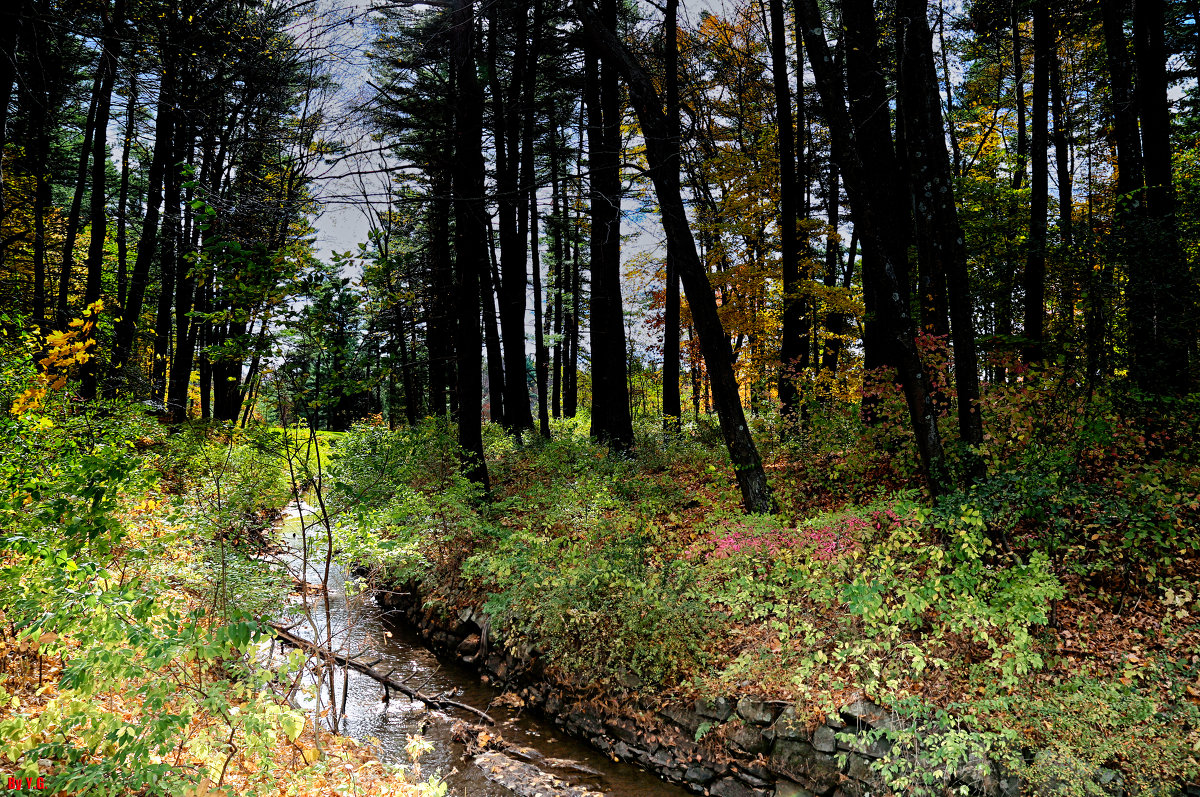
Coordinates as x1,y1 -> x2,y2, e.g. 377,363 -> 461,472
267,621 -> 494,725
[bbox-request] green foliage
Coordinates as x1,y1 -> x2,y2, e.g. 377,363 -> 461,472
0,365 -> 306,794
471,526 -> 714,687
326,419 -> 486,583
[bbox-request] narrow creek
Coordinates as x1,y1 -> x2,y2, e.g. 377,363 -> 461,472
268,507 -> 690,797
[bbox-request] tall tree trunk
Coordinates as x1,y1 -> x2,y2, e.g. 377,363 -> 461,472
770,0 -> 802,417
662,0 -> 682,432
1099,0 -> 1142,386
1131,0 -> 1191,393
489,4 -> 534,435
112,69 -> 173,387
797,0 -> 951,497
1049,27 -> 1074,339
897,0 -> 984,479
1023,0 -> 1049,363
522,0 -> 550,438
550,131 -> 565,419
564,121 -> 583,420
482,220 -> 505,424
842,0 -> 912,374
151,125 -> 182,406
116,77 -> 135,312
531,190 -> 551,438
580,1 -> 776,512
449,0 -> 491,490
937,0 -> 962,176
56,68 -> 102,329
427,179 -> 454,415
584,18 -> 634,451
80,0 -> 125,400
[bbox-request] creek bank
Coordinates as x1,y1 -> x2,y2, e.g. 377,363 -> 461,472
376,584 -> 1160,797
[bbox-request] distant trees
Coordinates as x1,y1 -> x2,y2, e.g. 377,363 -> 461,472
3,0 -> 1197,504
3,0 -> 330,422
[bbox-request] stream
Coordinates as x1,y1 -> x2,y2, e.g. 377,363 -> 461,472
267,507 -> 690,797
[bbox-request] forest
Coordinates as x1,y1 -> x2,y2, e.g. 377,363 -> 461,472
1,0 -> 1199,794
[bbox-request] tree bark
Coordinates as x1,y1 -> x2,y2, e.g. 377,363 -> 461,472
897,0 -> 985,480
450,0 -> 491,490
796,0 -> 952,497
1130,0 -> 1191,393
662,0 -> 681,433
80,0 -> 125,400
584,18 -> 634,452
112,68 -> 173,387
1023,0 -> 1049,363
580,1 -> 776,513
770,0 -> 802,417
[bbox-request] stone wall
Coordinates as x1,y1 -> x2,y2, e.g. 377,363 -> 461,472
375,587 -> 1159,797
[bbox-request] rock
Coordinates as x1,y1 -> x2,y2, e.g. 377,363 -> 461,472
770,740 -> 841,792
612,740 -> 644,761
710,776 -> 768,797
770,706 -> 809,741
845,753 -> 886,791
697,696 -> 735,722
774,781 -> 814,797
840,699 -> 893,732
604,717 -> 643,746
684,765 -> 717,785
811,724 -> 836,754
836,729 -> 891,759
661,702 -> 704,734
1098,767 -> 1124,796
737,697 -> 779,726
456,633 -> 480,655
473,750 -> 604,797
650,748 -> 676,768
730,723 -> 770,755
565,711 -> 602,737
733,766 -> 772,788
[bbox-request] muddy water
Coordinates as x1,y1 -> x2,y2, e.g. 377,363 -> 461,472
271,512 -> 689,797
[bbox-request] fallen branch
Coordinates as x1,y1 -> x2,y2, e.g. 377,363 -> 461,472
267,621 -> 494,725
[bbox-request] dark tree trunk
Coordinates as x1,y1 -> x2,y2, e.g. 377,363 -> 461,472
797,0 -> 951,497
489,4 -> 534,435
1130,0 -> 1191,393
449,0 -> 491,490
550,131 -> 565,419
151,120 -> 183,405
80,0 -> 125,400
770,0 -> 802,417
116,78 -> 135,312
580,1 -> 776,513
897,0 -> 985,479
482,220 -> 505,424
522,0 -> 550,438
936,0 -> 962,176
584,19 -> 633,451
842,0 -> 912,374
564,121 -> 583,420
662,0 -> 681,432
56,67 -> 102,330
112,69 -> 173,386
428,180 -> 455,415
1049,27 -> 1073,337
1023,0 -> 1050,363
531,190 -> 551,438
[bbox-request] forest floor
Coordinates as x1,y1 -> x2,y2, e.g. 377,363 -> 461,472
3,370 -> 1200,795
0,402 -> 446,796
323,377 -> 1200,794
